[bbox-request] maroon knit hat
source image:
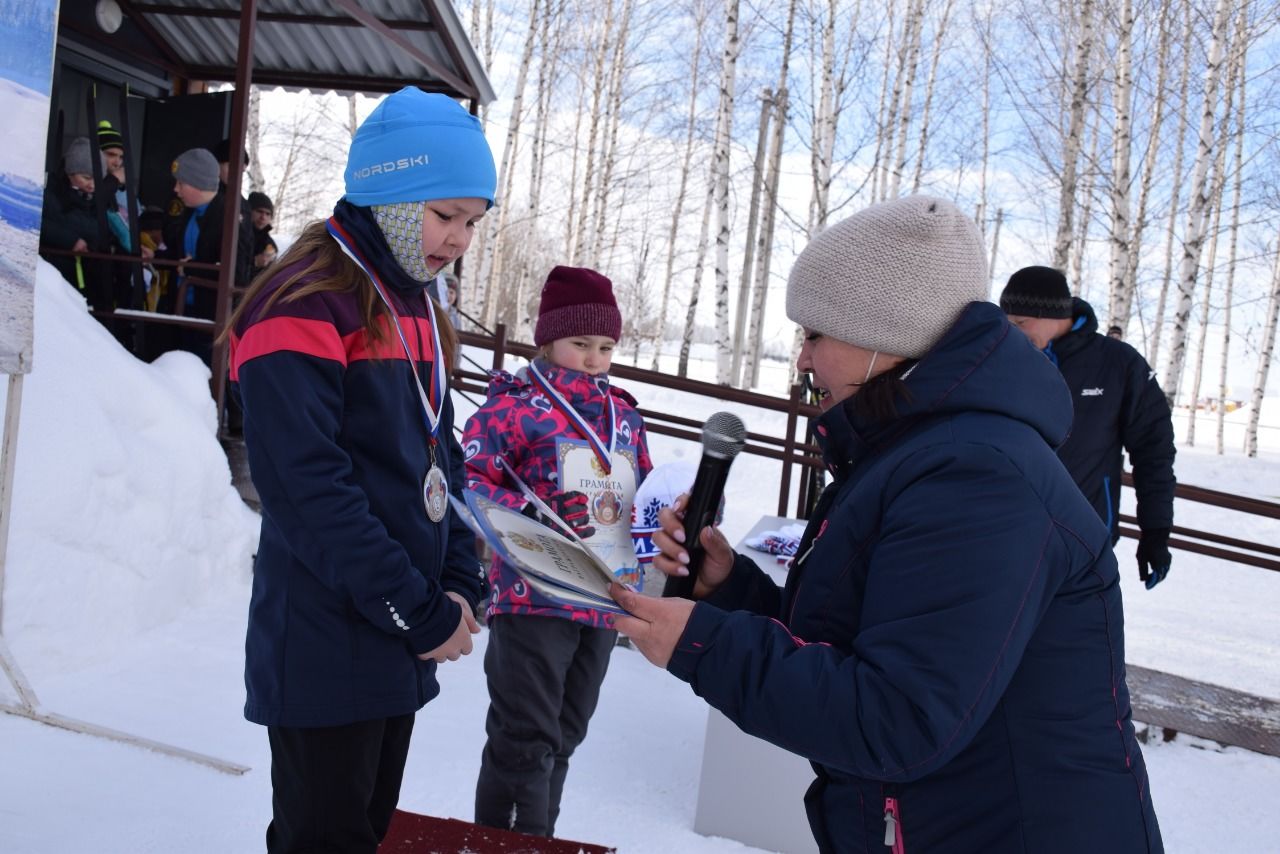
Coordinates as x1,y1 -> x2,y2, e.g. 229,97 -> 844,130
533,266 -> 622,346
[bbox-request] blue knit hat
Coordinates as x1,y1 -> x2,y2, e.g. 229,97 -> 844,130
343,87 -> 496,208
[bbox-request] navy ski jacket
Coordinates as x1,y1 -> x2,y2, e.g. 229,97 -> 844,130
1048,298 -> 1175,539
668,302 -> 1162,853
231,251 -> 483,729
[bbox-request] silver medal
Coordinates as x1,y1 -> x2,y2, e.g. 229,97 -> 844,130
424,464 -> 448,523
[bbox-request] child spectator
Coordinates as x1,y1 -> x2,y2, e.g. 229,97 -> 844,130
224,87 -> 496,852
39,136 -> 117,308
464,266 -> 652,838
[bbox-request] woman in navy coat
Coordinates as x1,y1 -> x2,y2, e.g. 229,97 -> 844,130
613,195 -> 1163,854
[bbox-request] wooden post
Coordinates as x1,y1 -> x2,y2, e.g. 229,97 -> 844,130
778,382 -> 802,517
211,0 -> 259,435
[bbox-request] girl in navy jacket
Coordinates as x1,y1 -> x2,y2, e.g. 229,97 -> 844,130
615,196 -> 1163,854
227,88 -> 495,853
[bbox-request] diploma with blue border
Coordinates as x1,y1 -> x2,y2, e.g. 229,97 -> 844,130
450,491 -> 628,615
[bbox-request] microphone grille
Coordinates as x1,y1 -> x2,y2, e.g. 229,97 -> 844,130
702,411 -> 747,459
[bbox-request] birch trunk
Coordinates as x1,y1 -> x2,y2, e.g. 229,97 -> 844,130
808,0 -> 839,231
732,89 -> 774,386
1106,0 -> 1133,328
247,87 -> 265,192
1187,4 -> 1244,446
1070,110 -> 1101,297
910,0 -> 955,193
988,208 -> 1004,287
888,0 -> 927,199
652,0 -> 709,371
590,0 -> 635,266
1245,249 -> 1280,458
711,0 -> 741,385
1217,23 -> 1248,455
1052,0 -> 1095,271
518,0 -> 564,319
572,0 -> 615,265
745,0 -> 799,387
1149,0 -> 1195,366
976,9 -> 993,236
869,2 -> 898,204
561,79 -> 589,261
1116,0 -> 1175,333
679,180 -> 716,377
1162,0 -> 1233,408
477,0 -> 540,332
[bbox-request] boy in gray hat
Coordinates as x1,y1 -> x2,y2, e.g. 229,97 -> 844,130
39,137 -> 119,308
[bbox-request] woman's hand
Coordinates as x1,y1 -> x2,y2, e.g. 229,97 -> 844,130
652,494 -> 736,598
417,591 -> 480,663
609,582 -> 696,668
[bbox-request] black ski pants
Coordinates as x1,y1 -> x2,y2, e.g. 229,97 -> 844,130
473,613 -> 615,837
265,713 -> 415,853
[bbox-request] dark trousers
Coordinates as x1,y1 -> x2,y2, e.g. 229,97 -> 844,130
266,713 -> 415,854
474,614 -> 616,837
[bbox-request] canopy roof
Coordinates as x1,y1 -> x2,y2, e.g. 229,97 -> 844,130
73,0 -> 495,102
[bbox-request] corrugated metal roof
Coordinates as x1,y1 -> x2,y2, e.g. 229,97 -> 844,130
123,0 -> 496,103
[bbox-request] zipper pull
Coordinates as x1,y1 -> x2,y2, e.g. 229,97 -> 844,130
883,796 -> 902,851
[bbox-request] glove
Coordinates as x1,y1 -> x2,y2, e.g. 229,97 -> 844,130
1136,528 -> 1171,589
524,491 -> 596,539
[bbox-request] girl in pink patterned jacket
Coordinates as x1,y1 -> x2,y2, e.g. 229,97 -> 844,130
464,265 -> 652,838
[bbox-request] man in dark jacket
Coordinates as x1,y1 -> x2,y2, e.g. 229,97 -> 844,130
247,190 -> 277,276
159,147 -> 253,323
1001,265 -> 1176,589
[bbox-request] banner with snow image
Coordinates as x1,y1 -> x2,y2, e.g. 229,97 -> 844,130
0,0 -> 57,374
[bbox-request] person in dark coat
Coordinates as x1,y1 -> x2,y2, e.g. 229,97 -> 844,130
157,147 -> 254,360
1001,265 -> 1176,589
227,87 -> 496,854
39,137 -> 117,307
248,190 -> 277,275
612,195 -> 1163,854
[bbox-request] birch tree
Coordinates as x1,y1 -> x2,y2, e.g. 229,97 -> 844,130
1149,0 -> 1196,365
1105,0 -> 1134,327
571,0 -> 615,264
1245,249 -> 1280,458
1162,0 -> 1234,407
1186,1 -> 1245,447
887,0 -> 927,199
1053,0 -> 1096,270
477,0 -> 541,329
1113,0 -> 1176,333
711,0 -> 741,384
652,0 -> 710,371
1216,27 -> 1248,456
910,0 -> 955,193
679,180 -> 716,377
744,0 -> 800,387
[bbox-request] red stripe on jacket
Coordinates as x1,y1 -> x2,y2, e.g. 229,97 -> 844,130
231,314 -> 438,379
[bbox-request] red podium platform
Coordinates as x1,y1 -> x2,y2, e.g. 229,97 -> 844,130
378,809 -> 615,853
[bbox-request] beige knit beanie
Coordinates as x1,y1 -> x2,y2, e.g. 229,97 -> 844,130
786,195 -> 990,359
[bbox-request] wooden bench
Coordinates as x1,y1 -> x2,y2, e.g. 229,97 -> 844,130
1128,664 -> 1280,757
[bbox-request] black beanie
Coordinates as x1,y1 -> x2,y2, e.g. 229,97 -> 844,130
999,266 -> 1073,318
213,138 -> 250,166
248,191 -> 274,214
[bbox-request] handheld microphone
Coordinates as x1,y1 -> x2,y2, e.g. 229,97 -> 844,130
663,411 -> 747,598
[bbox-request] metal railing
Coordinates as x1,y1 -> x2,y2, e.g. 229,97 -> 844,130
454,322 -> 1280,574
